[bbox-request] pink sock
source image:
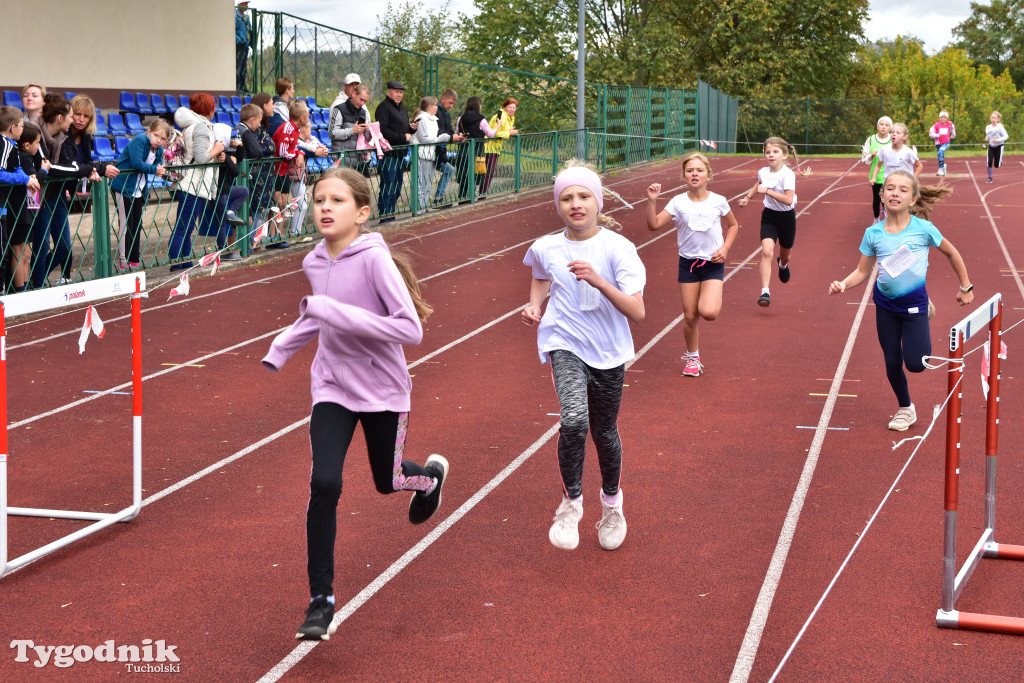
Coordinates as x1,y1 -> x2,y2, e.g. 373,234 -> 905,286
601,490 -> 622,507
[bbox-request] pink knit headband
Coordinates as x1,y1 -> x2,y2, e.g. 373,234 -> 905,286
553,167 -> 604,213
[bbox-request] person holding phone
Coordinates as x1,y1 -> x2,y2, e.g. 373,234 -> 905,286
328,83 -> 372,177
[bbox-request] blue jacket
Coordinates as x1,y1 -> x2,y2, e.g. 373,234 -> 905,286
235,9 -> 250,46
110,134 -> 164,197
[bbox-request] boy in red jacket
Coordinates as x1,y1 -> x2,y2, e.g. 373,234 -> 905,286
269,99 -> 309,248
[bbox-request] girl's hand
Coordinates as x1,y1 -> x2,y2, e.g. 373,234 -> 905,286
567,260 -> 602,287
646,182 -> 662,200
315,146 -> 328,157
756,184 -> 768,195
216,152 -> 226,162
104,165 -> 120,178
521,304 -> 542,326
711,247 -> 727,264
156,165 -> 166,177
829,280 -> 846,295
88,169 -> 101,182
956,290 -> 974,306
737,196 -> 749,207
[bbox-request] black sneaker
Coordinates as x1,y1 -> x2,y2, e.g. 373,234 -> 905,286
409,454 -> 449,525
295,597 -> 336,641
757,292 -> 771,307
777,258 -> 790,283
265,241 -> 290,250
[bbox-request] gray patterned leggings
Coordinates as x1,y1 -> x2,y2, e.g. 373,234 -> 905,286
549,350 -> 625,499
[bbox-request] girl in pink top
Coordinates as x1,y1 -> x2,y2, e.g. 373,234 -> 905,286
262,167 -> 448,641
928,110 -> 956,176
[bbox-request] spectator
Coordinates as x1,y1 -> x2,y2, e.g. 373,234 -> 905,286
69,95 -> 119,184
13,122 -> 47,290
434,88 -> 464,206
198,122 -> 248,256
482,97 -> 519,196
33,94 -> 105,287
290,119 -> 328,234
1,107 -> 41,291
22,83 -> 46,127
269,98 -> 309,248
411,96 -> 450,214
328,72 -> 362,111
328,83 -> 371,175
235,1 -> 251,92
268,77 -> 294,136
168,93 -> 225,270
374,80 -> 416,222
454,96 -> 496,204
110,119 -> 171,270
243,93 -> 277,236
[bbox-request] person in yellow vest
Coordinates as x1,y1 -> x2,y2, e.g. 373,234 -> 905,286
860,116 -> 892,222
481,98 -> 519,197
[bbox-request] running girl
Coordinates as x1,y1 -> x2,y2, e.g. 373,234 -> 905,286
737,136 -> 802,308
928,110 -> 956,176
262,167 -> 448,641
875,123 -> 922,178
522,162 -> 645,552
861,116 -> 892,222
984,111 -> 1009,184
828,170 -> 974,431
646,152 -> 738,376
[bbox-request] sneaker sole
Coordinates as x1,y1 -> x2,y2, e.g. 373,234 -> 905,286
295,621 -> 338,641
758,298 -> 770,308
888,420 -> 916,431
549,527 -> 580,550
599,522 -> 627,550
408,454 -> 448,524
682,369 -> 702,377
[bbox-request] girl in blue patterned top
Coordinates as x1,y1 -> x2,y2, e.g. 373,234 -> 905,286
828,170 -> 974,431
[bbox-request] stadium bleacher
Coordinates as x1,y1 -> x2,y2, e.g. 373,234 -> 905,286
92,137 -> 116,162
3,90 -> 22,110
125,112 -> 145,135
107,112 -> 128,137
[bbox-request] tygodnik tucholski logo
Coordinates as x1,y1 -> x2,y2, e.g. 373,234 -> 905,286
10,639 -> 181,672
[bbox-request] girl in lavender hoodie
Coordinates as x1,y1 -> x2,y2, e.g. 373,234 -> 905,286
262,167 -> 448,641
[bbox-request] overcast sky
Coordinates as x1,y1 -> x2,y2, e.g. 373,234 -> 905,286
247,0 -> 972,56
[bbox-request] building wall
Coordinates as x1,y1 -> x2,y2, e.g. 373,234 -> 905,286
3,0 -> 236,104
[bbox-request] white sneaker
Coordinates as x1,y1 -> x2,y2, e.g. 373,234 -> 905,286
888,405 -> 917,431
549,497 -> 583,550
596,491 -> 627,550
56,278 -> 71,285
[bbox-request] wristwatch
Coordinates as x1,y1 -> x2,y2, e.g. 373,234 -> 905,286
959,284 -> 974,293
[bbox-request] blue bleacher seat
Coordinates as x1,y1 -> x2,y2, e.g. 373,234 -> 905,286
244,95 -> 251,104
230,96 -> 243,112
125,112 -> 145,135
164,94 -> 179,111
3,90 -> 23,110
218,95 -> 233,113
94,114 -> 108,137
306,96 -> 318,111
317,130 -> 330,146
215,112 -> 231,126
136,93 -> 153,115
115,137 -> 131,155
230,112 -> 241,126
65,91 -> 78,101
149,94 -> 166,114
93,137 -> 117,162
107,113 -> 128,136
119,91 -> 139,113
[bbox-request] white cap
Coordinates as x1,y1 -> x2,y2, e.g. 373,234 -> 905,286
344,73 -> 361,85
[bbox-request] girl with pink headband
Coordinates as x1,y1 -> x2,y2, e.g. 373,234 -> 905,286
522,162 -> 646,552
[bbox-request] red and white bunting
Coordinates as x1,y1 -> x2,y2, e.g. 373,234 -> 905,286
700,139 -> 718,150
77,306 -> 106,354
167,273 -> 190,301
200,252 -> 222,277
252,220 -> 268,246
981,340 -> 1009,400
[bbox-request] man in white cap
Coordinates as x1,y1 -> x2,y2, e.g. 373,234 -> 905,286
330,73 -> 363,110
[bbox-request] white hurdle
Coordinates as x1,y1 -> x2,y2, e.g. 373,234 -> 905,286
0,273 -> 145,579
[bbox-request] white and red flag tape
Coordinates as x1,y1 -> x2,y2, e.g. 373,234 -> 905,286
981,340 -> 1009,400
77,306 -> 106,354
700,139 -> 718,150
200,252 -> 222,277
168,273 -> 190,301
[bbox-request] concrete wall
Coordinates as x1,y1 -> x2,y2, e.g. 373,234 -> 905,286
3,0 -> 235,94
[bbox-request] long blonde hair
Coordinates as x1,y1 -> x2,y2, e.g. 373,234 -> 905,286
311,168 -> 433,322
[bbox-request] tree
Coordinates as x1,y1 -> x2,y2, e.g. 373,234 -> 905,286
374,0 -> 463,99
953,0 -> 1024,91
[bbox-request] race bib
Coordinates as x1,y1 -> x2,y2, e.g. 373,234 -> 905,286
690,213 -> 716,232
880,244 -> 916,278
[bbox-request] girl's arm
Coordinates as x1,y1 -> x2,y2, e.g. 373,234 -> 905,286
127,137 -> 160,175
936,239 -> 974,306
261,315 -> 321,371
645,183 -> 673,230
860,137 -> 874,164
762,186 -> 794,206
712,210 -> 739,263
568,261 -> 645,323
829,254 -> 876,294
737,181 -> 760,207
479,119 -> 497,138
522,277 -> 551,326
912,158 -> 924,177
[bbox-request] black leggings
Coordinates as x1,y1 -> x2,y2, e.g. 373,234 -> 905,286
306,402 -> 434,597
875,304 -> 931,408
871,182 -> 883,220
549,350 -> 625,500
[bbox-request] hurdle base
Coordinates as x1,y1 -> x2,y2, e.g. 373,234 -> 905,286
937,609 -> 1024,636
983,542 -> 1024,561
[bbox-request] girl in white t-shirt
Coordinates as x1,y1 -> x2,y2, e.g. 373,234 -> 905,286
737,136 -> 805,308
646,152 -> 738,376
985,111 -> 1009,184
874,123 -> 922,179
522,162 -> 646,553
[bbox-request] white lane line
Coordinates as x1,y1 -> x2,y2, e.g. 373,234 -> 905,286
965,161 -> 1024,302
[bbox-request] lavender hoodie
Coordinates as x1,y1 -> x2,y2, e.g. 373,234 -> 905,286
261,233 -> 422,413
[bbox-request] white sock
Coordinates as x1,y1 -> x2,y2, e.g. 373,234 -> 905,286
686,350 -> 699,358
761,287 -> 770,295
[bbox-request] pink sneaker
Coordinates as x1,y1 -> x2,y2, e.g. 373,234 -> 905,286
682,355 -> 703,377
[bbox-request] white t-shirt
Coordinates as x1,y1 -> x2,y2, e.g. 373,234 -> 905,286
134,149 -> 157,198
758,165 -> 797,211
665,191 -> 732,260
524,227 -> 646,369
877,145 -> 918,178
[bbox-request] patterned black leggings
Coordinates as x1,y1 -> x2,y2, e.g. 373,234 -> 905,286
549,350 -> 625,500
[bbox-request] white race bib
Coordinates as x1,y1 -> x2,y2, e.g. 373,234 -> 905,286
690,214 -> 716,233
880,244 -> 916,279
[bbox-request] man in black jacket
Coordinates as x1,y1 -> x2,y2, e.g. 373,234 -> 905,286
374,80 -> 416,222
434,89 -> 465,207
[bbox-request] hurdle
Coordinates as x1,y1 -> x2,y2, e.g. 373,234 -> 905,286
936,292 -> 1024,635
0,273 -> 145,579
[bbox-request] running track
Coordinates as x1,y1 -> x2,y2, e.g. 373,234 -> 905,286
2,154 -> 1024,681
